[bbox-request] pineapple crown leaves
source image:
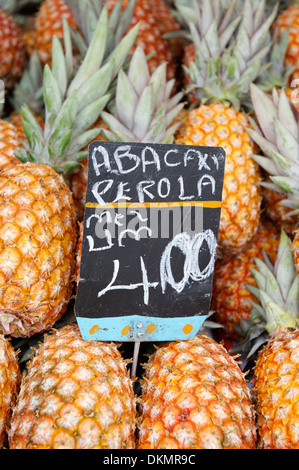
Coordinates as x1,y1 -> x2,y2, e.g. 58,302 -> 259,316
247,230 -> 299,333
256,28 -> 295,92
175,0 -> 241,56
10,51 -> 44,116
181,0 -> 278,110
198,310 -> 224,332
100,46 -> 185,144
15,8 -> 140,174
248,83 -> 299,215
233,0 -> 277,64
66,6 -> 140,95
174,0 -> 241,34
231,230 -> 299,358
65,0 -> 137,59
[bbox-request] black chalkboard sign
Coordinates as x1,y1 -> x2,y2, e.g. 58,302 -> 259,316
75,141 -> 225,342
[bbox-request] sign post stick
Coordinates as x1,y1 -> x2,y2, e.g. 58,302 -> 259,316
131,342 -> 140,380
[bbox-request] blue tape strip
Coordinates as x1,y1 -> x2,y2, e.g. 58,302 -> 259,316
76,315 -> 208,342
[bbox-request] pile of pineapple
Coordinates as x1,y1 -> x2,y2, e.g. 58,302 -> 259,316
0,0 -> 298,450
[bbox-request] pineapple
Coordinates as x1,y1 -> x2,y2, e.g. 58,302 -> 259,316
0,119 -> 21,171
0,7 -> 26,89
137,333 -> 257,449
64,0 -> 141,219
0,8 -> 139,338
273,2 -> 299,83
247,84 -> 299,265
174,0 -> 278,257
212,217 -> 280,341
35,0 -> 177,80
109,0 -> 178,80
0,0 -> 42,59
100,45 -> 184,143
233,230 -> 299,448
0,163 -> 77,338
0,51 -> 44,174
253,328 -> 299,449
176,0 -> 240,104
147,0 -> 183,62
36,0 -> 78,65
255,27 -> 299,113
8,323 -> 136,449
0,334 -> 20,448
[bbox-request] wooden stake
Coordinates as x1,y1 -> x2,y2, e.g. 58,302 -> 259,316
131,341 -> 140,380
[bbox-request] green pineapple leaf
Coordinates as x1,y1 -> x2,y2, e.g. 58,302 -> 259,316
14,2 -> 139,175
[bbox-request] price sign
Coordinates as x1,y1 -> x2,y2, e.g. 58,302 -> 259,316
75,141 -> 225,341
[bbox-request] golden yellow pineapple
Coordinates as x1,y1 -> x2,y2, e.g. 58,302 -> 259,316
8,323 -> 136,449
0,9 -> 139,337
36,0 -> 78,65
176,104 -> 262,256
253,327 -> 299,449
0,334 -> 20,448
0,163 -> 77,338
173,0 -> 279,256
273,3 -> 299,82
137,334 -> 257,449
235,230 -> 299,448
0,8 -> 26,89
0,120 -> 21,171
212,217 -> 280,340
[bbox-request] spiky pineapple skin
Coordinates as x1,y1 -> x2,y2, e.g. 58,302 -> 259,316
261,187 -> 297,237
253,328 -> 299,449
146,0 -> 183,62
212,218 -> 280,340
107,0 -> 177,81
0,120 -> 21,172
0,9 -> 25,89
137,334 -> 257,449
0,163 -> 77,338
0,335 -> 20,448
175,103 -> 262,256
8,323 -> 136,449
274,5 -> 299,83
36,0 -> 77,65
